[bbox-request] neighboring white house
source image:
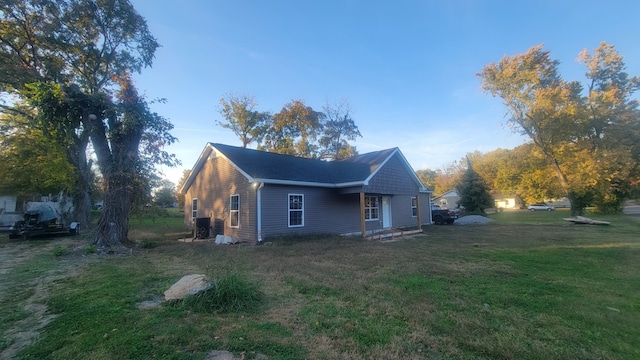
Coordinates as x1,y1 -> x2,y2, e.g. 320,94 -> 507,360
492,192 -> 523,210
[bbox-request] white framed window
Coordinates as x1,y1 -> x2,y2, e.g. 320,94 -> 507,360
230,194 -> 239,228
365,196 -> 379,220
191,198 -> 198,221
288,194 -> 304,227
411,197 -> 417,217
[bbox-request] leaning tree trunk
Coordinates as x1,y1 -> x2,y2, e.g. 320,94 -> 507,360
94,170 -> 136,250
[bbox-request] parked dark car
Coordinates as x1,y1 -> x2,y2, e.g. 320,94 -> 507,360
431,204 -> 458,225
8,205 -> 79,239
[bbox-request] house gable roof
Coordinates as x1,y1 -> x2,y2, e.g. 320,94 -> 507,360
181,143 -> 430,193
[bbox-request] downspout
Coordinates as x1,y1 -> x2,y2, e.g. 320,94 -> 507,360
428,197 -> 433,225
256,182 -> 264,243
360,192 -> 366,238
415,194 -> 421,229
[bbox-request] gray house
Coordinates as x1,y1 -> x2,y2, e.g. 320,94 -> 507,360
431,190 -> 459,209
180,143 -> 432,242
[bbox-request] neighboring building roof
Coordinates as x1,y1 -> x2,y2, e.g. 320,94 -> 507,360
431,190 -> 458,201
181,143 -> 430,194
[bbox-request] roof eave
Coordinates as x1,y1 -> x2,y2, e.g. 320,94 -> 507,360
253,178 -> 366,188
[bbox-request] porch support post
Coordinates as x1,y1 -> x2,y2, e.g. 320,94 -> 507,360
416,194 -> 421,229
360,191 -> 366,238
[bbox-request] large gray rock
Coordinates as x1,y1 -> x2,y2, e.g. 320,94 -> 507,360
164,274 -> 211,301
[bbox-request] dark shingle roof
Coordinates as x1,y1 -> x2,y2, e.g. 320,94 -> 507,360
211,143 -> 396,185
181,143 -> 427,193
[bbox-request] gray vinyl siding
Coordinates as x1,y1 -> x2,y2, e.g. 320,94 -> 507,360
261,184 -> 373,238
184,156 -> 257,242
389,193 -> 431,228
420,193 -> 431,225
258,186 -> 426,239
390,195 -> 413,228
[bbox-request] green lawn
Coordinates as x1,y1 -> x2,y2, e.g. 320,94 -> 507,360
2,209 -> 639,359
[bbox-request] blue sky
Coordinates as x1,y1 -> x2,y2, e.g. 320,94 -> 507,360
128,0 -> 640,185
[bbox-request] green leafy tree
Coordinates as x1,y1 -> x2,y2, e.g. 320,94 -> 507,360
21,82 -> 103,226
260,99 -> 324,158
1,0 -> 179,248
153,179 -> 176,207
576,43 -> 640,213
455,158 -> 494,213
0,106 -> 74,195
216,94 -> 269,148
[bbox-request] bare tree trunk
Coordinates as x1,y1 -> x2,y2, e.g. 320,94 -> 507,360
94,171 -> 135,250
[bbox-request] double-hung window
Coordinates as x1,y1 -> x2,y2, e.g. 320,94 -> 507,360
364,196 -> 379,220
288,194 -> 304,227
411,197 -> 417,217
191,198 -> 198,221
230,194 -> 239,228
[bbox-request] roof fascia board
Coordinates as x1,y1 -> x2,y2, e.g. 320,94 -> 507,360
255,178 -> 365,188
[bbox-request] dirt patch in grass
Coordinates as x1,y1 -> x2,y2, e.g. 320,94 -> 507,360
0,237 -> 99,359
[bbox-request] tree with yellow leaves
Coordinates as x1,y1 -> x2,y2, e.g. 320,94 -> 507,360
479,42 -> 640,214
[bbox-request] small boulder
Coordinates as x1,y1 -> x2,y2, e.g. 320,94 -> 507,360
164,274 -> 211,301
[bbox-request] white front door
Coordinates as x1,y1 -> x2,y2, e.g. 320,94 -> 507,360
382,196 -> 392,228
